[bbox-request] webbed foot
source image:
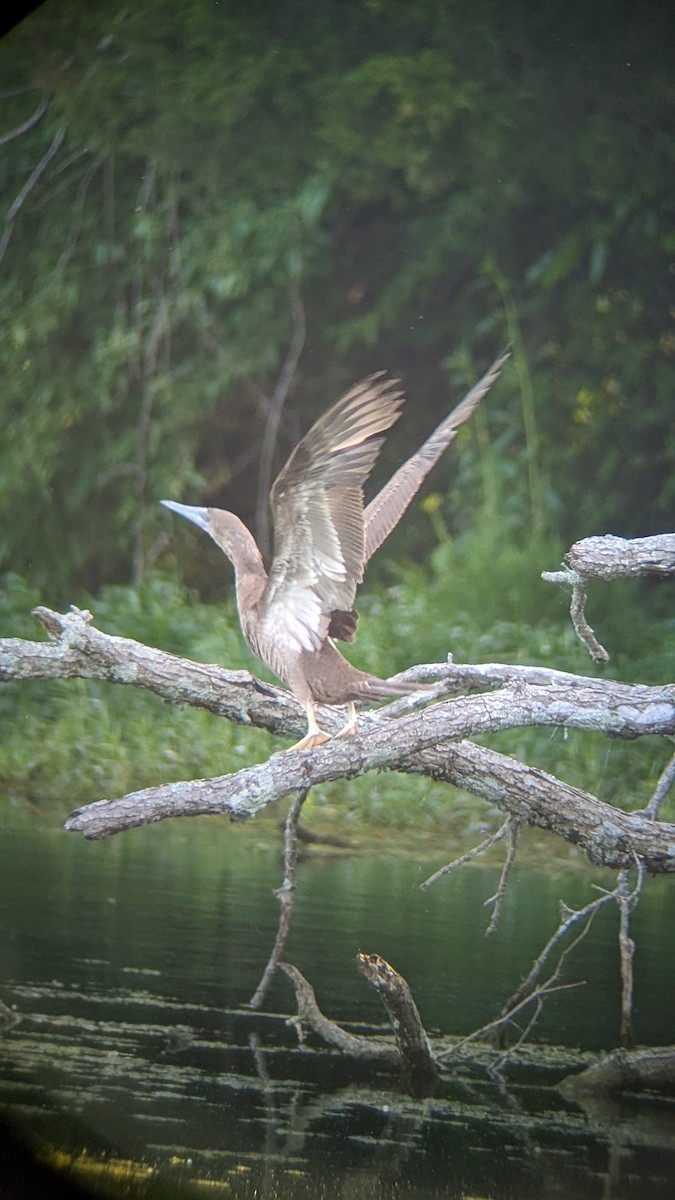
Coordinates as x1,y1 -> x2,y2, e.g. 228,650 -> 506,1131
287,729 -> 332,752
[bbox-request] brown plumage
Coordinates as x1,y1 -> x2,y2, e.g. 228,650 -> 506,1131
162,352 -> 508,750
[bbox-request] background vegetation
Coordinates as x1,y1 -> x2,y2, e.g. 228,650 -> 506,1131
1,0 -> 673,824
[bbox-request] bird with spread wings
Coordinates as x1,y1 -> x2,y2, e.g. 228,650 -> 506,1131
162,351 -> 508,750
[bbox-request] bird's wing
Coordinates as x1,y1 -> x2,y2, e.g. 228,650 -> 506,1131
262,373 -> 405,653
364,350 -> 509,562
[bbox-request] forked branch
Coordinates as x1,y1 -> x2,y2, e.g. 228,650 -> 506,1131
542,533 -> 675,661
1,606 -> 674,873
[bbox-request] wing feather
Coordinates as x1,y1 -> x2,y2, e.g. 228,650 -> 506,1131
261,374 -> 404,651
364,351 -> 509,562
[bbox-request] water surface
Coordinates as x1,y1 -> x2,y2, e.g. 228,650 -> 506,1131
0,816 -> 673,1198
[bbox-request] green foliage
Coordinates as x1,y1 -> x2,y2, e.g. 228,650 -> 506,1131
0,0 -> 672,599
0,573 -> 274,805
0,1 -> 672,836
1,547 -> 671,828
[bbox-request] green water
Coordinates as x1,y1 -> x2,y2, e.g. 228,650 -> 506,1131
0,816 -> 673,1198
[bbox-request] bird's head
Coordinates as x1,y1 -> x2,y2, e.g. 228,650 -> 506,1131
160,499 -> 210,532
160,500 -> 264,574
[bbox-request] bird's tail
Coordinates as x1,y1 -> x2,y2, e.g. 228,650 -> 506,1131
355,675 -> 436,701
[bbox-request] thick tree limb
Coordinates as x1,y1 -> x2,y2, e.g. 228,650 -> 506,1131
0,605 -> 298,737
356,952 -> 439,1094
565,534 -> 675,580
2,607 -> 674,871
281,954 -> 439,1097
57,734 -> 675,875
279,962 -> 399,1062
561,1045 -> 675,1095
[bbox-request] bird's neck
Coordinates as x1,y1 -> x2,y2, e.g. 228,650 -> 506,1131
208,512 -> 269,611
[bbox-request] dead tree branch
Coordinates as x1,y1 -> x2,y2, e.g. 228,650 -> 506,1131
0,124 -> 66,266
484,818 -> 522,936
441,902 -> 599,1064
490,867 -> 644,1052
355,952 -> 440,1094
281,953 -> 440,1095
420,817 -> 513,890
279,962 -> 399,1062
542,533 -> 675,662
616,867 -> 640,1047
560,1044 -> 675,1095
0,88 -> 50,146
1,606 -> 674,872
565,534 -> 675,580
639,749 -> 675,821
249,789 -> 308,1010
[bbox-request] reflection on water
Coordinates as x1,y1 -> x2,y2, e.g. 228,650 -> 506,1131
0,817 -> 673,1198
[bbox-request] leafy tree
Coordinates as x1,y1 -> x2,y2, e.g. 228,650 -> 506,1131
0,0 -> 672,598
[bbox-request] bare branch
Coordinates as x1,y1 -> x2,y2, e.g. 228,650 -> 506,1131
541,567 -> 610,661
279,962 -> 399,1061
443,890 -> 621,1063
570,580 -> 610,662
0,125 -> 66,266
484,818 -> 522,936
561,1044 -> 675,1095
495,868 -> 643,1035
616,865 -> 644,1047
2,606 -> 674,870
566,534 -> 675,580
55,152 -> 106,272
355,952 -> 440,1093
249,789 -> 308,1009
420,818 -> 512,890
0,89 -> 50,146
543,533 -> 675,662
441,978 -> 584,1063
640,750 -> 675,820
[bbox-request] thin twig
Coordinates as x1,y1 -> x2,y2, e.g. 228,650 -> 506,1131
484,818 -> 522,935
249,789 -> 308,1009
542,567 -> 611,662
0,89 -> 50,146
55,152 -> 106,272
570,581 -> 610,663
440,979 -> 584,1063
493,867 -> 644,1050
420,817 -> 512,890
498,888 -> 616,1023
616,862 -> 645,1047
640,750 -> 675,820
445,874 -> 647,1063
0,125 -> 66,266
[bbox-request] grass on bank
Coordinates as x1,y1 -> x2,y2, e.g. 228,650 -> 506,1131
0,524 -> 672,835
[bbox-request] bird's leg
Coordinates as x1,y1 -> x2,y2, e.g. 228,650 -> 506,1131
287,697 -> 332,752
333,701 -> 358,740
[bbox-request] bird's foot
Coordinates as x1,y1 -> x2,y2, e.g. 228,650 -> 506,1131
333,719 -> 358,740
333,701 -> 358,741
287,729 -> 332,752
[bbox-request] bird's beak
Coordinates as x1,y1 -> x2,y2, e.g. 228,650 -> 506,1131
160,499 -> 209,530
